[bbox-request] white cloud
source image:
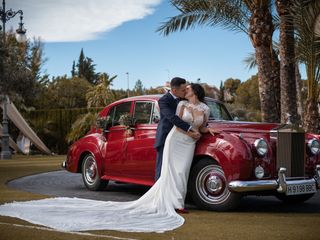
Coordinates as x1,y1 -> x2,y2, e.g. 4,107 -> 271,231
7,0 -> 162,42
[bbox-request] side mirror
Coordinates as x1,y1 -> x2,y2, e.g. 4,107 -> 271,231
231,113 -> 239,121
96,116 -> 111,132
152,115 -> 160,124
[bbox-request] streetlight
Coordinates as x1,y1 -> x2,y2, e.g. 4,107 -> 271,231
0,0 -> 27,159
126,72 -> 130,97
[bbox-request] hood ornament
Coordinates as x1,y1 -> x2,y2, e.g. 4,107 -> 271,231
285,113 -> 292,124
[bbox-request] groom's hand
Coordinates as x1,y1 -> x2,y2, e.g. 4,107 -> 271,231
188,130 -> 201,140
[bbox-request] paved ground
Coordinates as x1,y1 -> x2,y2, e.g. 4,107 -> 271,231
8,170 -> 320,213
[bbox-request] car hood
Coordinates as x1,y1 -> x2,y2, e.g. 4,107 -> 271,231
208,120 -> 280,134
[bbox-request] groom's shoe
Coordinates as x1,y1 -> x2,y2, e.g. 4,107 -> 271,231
175,208 -> 189,214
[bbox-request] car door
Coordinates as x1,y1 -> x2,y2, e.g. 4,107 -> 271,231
104,101 -> 132,177
125,100 -> 159,184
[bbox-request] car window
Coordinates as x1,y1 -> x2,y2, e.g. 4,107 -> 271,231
134,101 -> 153,124
152,104 -> 160,124
105,106 -> 115,128
109,102 -> 132,127
207,101 -> 232,120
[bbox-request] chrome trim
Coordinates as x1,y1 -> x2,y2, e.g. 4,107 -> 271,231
229,166 -> 319,193
254,138 -> 268,156
254,165 -> 265,179
196,165 -> 231,205
316,165 -> 320,188
277,167 -> 287,193
206,175 -> 223,193
308,138 -> 320,155
84,156 -> 98,184
61,161 -> 66,169
229,180 -> 278,192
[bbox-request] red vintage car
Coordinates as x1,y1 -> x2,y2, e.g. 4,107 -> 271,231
63,95 -> 320,211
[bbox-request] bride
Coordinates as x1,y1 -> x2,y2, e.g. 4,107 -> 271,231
0,83 -> 216,233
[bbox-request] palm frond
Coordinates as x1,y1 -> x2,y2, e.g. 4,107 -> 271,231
243,41 -> 279,70
66,112 -> 98,143
157,0 -> 250,36
315,14 -> 320,37
272,13 -> 280,31
272,40 -> 280,56
295,1 -> 320,61
290,0 -> 320,98
243,52 -> 256,70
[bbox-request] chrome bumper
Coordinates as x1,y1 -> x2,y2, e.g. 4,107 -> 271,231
61,160 -> 67,169
229,165 -> 320,193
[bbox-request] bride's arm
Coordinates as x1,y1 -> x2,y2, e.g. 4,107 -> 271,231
199,120 -> 219,135
199,109 -> 219,136
199,116 -> 210,133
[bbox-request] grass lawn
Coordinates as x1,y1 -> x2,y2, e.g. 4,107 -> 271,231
0,155 -> 320,240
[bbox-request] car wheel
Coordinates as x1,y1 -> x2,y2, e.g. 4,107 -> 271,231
275,193 -> 315,204
82,154 -> 108,191
188,158 -> 241,211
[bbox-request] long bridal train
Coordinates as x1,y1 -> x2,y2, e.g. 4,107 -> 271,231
0,196 -> 184,233
0,125 -> 196,233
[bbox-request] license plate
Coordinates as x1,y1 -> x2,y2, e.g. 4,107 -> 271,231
286,182 -> 317,196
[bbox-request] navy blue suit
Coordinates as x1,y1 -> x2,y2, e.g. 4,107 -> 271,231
154,92 -> 191,180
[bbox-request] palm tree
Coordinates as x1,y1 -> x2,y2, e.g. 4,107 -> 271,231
276,0 -> 299,124
291,0 -> 320,132
244,44 -> 305,124
66,112 -> 99,144
295,64 -> 304,118
86,73 -> 117,108
67,73 -> 117,143
158,0 -> 280,122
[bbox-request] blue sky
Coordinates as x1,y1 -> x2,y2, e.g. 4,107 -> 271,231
9,0 -> 257,90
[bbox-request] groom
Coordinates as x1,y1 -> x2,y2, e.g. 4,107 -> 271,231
154,77 -> 201,180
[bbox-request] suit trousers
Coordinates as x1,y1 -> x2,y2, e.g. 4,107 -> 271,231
155,145 -> 164,181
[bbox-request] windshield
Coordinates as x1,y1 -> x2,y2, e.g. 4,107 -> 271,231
206,101 -> 233,121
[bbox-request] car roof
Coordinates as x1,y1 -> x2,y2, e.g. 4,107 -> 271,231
99,94 -> 228,117
111,94 -> 223,104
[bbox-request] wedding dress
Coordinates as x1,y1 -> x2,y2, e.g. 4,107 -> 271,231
0,101 -> 210,233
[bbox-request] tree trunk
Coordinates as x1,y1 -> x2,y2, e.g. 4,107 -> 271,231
295,64 -> 303,121
276,0 -> 298,124
304,99 -> 319,133
249,6 -> 279,122
271,48 -> 281,122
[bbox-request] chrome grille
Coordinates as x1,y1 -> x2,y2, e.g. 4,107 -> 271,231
275,125 -> 305,177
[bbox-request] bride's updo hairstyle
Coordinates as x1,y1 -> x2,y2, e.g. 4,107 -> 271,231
190,83 -> 206,103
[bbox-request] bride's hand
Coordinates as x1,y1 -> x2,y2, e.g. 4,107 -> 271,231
208,128 -> 220,136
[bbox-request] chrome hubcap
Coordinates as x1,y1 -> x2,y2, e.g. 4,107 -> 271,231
206,175 -> 223,194
196,164 -> 231,205
84,156 -> 97,184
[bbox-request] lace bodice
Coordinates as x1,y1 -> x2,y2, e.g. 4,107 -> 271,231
176,101 -> 210,130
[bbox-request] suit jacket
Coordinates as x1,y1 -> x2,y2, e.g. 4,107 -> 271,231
154,92 -> 191,149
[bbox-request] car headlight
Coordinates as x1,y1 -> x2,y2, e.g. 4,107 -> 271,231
254,138 -> 268,156
255,165 -> 265,179
308,138 -> 320,155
